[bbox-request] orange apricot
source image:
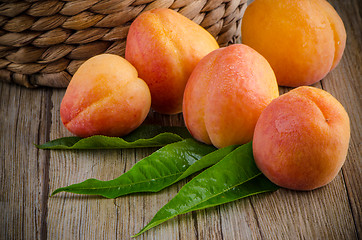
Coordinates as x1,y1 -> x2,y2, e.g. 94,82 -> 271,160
60,54 -> 151,138
125,8 -> 219,114
183,44 -> 279,148
253,86 -> 350,190
242,0 -> 346,87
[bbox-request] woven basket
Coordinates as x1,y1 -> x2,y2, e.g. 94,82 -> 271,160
0,0 -> 247,88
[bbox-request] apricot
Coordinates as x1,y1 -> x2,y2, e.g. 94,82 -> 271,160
60,54 -> 151,138
242,0 -> 346,87
125,8 -> 219,114
183,44 -> 279,148
253,86 -> 350,190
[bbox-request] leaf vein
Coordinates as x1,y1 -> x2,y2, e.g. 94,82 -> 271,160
64,171 -> 184,191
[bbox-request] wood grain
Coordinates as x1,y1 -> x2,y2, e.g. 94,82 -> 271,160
0,83 -> 51,240
0,0 -> 361,239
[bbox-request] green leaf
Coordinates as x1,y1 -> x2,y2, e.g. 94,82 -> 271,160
36,125 -> 192,149
51,139 -> 238,198
133,142 -> 279,237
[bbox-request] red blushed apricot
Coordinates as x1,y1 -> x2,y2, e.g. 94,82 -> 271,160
125,8 -> 219,114
242,0 -> 346,87
60,54 -> 151,138
253,86 -> 350,191
183,44 -> 279,148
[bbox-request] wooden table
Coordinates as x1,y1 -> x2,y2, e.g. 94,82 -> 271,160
1,1 -> 361,239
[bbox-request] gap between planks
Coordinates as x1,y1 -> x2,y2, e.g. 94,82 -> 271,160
39,89 -> 53,240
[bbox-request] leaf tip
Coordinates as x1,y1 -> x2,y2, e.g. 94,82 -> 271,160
131,225 -> 153,238
131,230 -> 145,238
131,231 -> 142,238
34,143 -> 43,149
50,188 -> 63,197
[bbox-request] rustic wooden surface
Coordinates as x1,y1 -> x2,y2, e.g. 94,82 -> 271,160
1,1 -> 361,239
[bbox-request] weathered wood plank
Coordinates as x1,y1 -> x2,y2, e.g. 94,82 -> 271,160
250,173 -> 357,239
322,0 -> 362,237
0,82 -> 51,240
218,197 -> 263,239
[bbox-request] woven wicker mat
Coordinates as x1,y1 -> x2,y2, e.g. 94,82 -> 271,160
0,0 -> 247,88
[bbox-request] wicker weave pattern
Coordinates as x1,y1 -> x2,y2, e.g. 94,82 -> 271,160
0,0 -> 247,88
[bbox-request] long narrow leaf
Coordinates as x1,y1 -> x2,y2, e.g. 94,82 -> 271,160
51,139 -> 228,198
36,125 -> 191,149
134,142 -> 279,236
